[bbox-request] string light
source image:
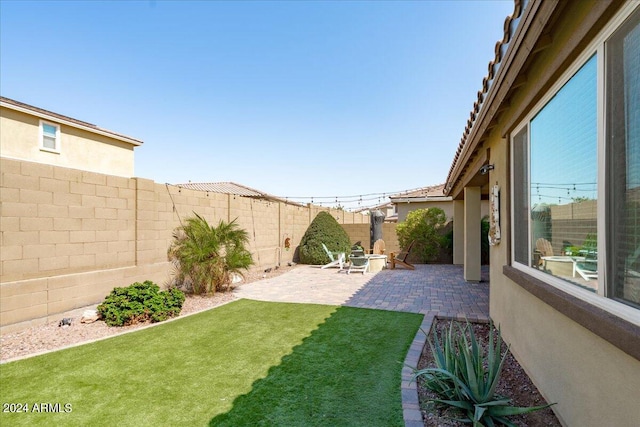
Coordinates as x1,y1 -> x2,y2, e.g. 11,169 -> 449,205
268,185 -> 441,211
171,184 -> 449,213
273,185 -> 435,202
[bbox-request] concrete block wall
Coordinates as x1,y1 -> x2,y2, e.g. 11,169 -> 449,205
341,223 -> 399,255
342,224 -> 371,250
1,158 -> 136,283
382,223 -> 400,254
0,157 -> 372,332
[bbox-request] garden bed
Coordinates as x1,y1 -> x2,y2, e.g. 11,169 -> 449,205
417,319 -> 561,426
0,265 -> 296,362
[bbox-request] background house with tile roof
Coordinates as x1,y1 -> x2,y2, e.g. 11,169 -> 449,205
0,96 -> 142,177
390,183 -> 489,223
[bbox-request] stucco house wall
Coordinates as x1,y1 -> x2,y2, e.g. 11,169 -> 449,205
395,200 -> 488,223
0,97 -> 140,177
443,1 -> 640,425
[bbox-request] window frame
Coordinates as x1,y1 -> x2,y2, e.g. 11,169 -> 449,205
509,2 -> 640,326
39,120 -> 61,153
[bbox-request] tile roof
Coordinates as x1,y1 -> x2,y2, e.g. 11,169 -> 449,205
444,0 -> 525,192
176,181 -> 300,205
0,96 -> 143,146
352,201 -> 393,213
389,183 -> 446,200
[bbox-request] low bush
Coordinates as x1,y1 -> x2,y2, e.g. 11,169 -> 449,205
413,320 -> 554,425
97,280 -> 185,326
481,215 -> 490,265
298,211 -> 351,265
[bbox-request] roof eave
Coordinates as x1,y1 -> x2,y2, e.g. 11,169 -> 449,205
444,0 -> 557,198
390,196 -> 453,203
1,99 -> 143,147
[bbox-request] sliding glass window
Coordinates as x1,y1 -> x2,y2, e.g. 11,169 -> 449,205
511,5 -> 639,309
607,8 -> 640,308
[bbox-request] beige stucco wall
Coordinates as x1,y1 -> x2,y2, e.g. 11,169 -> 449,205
0,107 -> 135,177
463,187 -> 482,281
0,157 -> 369,333
481,40 -> 640,427
491,273 -> 640,426
447,2 -> 640,425
453,200 -> 464,265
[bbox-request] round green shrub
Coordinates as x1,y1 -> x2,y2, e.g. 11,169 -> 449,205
299,211 -> 351,265
97,280 -> 185,326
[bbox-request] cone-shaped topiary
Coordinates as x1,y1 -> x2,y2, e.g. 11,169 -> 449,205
299,211 -> 351,265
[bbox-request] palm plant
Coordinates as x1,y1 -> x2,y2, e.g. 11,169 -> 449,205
167,213 -> 254,294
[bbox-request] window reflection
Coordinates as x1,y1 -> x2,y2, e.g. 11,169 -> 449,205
607,8 -> 640,307
530,55 -> 598,291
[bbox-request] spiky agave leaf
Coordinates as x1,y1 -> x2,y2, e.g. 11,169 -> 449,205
414,320 -> 556,426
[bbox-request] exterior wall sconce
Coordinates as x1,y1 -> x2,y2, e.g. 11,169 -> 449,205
479,164 -> 495,175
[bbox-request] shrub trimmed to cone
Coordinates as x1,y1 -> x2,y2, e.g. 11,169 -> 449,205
299,211 -> 351,265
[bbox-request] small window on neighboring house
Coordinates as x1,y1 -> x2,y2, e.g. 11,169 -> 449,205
40,121 -> 60,152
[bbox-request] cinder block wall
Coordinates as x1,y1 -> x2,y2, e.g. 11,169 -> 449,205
0,158 -> 369,332
382,223 -> 399,254
342,224 -> 371,250
341,223 -> 399,254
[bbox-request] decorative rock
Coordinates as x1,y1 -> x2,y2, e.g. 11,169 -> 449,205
230,273 -> 243,284
80,309 -> 100,324
58,318 -> 73,328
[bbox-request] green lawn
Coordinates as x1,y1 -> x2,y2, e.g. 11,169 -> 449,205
0,299 -> 423,426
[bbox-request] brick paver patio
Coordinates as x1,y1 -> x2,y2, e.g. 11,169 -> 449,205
235,263 -> 489,426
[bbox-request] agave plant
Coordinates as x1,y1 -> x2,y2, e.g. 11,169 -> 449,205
414,320 -> 554,427
167,213 -> 254,294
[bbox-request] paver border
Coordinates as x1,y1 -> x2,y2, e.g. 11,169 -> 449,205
401,313 -> 490,426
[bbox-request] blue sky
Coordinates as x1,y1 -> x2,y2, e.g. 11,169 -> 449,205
1,0 -> 513,210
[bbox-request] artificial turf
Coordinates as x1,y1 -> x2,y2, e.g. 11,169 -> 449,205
0,299 -> 423,426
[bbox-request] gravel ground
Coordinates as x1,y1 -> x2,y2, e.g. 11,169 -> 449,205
0,265 -> 296,363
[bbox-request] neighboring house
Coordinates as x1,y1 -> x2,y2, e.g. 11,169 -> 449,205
444,1 -> 639,426
353,201 -> 397,222
0,97 -> 142,177
389,183 -> 489,223
176,181 -> 300,205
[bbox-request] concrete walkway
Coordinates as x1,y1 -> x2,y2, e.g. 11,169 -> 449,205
234,264 -> 490,427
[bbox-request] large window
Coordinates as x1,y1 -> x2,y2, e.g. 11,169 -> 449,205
607,8 -> 640,307
512,5 -> 639,309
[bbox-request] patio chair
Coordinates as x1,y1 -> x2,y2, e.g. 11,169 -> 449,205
574,259 -> 597,280
626,246 -> 640,277
348,254 -> 369,275
390,241 -> 415,270
351,249 -> 365,257
535,238 -> 554,266
372,239 -> 385,255
573,250 -> 598,281
536,238 -> 554,255
321,243 -> 345,270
